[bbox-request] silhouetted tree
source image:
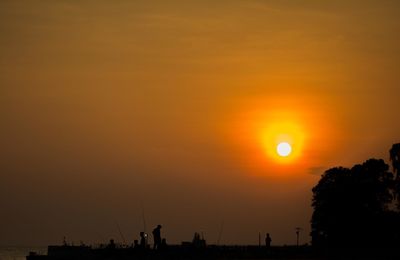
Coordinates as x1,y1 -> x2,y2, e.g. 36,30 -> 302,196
311,159 -> 396,248
390,143 -> 400,176
390,143 -> 400,210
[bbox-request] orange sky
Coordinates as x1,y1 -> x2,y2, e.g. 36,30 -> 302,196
1,0 -> 400,246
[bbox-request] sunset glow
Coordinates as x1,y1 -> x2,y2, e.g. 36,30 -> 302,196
1,0 -> 400,247
226,94 -> 343,178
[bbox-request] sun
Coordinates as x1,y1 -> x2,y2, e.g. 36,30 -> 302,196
259,120 -> 305,163
277,142 -> 292,157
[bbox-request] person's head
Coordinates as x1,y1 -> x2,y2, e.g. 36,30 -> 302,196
140,232 -> 144,237
157,224 -> 162,229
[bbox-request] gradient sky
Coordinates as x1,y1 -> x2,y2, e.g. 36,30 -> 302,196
1,0 -> 400,246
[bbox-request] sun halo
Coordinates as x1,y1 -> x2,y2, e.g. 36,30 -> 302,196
260,121 -> 305,164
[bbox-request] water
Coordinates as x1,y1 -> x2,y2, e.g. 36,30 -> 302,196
0,247 -> 46,260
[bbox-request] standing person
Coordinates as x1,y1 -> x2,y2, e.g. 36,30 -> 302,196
265,233 -> 272,248
152,225 -> 162,250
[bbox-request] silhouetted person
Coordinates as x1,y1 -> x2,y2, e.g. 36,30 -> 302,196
152,225 -> 162,250
107,239 -> 116,249
265,233 -> 272,248
139,232 -> 146,249
192,232 -> 206,248
133,240 -> 139,249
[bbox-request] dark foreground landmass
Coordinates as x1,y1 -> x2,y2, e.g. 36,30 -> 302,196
26,244 -> 400,260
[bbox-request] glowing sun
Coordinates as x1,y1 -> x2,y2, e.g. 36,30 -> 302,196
277,142 -> 292,157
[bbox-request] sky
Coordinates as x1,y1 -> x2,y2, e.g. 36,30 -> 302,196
1,0 -> 400,246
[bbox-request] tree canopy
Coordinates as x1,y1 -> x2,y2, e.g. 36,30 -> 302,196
311,152 -> 400,248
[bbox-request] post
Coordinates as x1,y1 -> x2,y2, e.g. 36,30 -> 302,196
295,227 -> 302,247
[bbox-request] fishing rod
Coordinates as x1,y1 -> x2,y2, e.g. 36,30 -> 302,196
115,221 -> 127,245
141,201 -> 147,234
